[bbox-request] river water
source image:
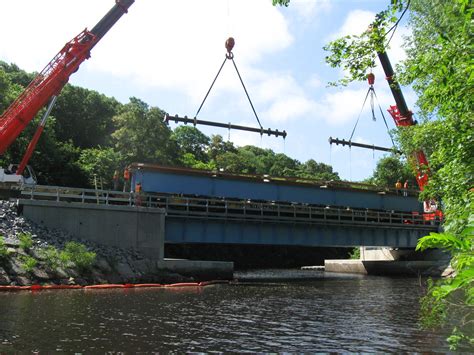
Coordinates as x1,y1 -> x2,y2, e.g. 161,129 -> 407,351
0,270 -> 458,352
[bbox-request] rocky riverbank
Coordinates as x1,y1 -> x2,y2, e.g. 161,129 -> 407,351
0,200 -> 191,286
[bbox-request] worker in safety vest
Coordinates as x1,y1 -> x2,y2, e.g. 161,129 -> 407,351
403,180 -> 409,197
135,182 -> 142,206
395,179 -> 402,194
123,168 -> 130,192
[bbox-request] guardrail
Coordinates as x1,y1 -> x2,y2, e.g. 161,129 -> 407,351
20,185 -> 438,229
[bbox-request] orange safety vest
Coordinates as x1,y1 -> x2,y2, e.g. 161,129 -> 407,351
124,169 -> 130,180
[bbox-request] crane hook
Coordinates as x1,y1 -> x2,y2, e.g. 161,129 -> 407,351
367,72 -> 375,86
225,37 -> 235,59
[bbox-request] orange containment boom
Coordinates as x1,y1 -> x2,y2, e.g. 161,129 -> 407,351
0,280 -> 231,292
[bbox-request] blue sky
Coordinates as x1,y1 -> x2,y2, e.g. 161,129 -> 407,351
0,0 -> 415,181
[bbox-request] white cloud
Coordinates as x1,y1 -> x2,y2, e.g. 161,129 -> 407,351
317,88 -> 367,125
88,0 -> 293,104
306,74 -> 322,89
0,0 -> 293,105
384,26 -> 411,65
328,8 -> 410,74
330,9 -> 375,39
0,1 -> 112,71
263,96 -> 315,123
352,135 -> 370,144
287,0 -> 332,22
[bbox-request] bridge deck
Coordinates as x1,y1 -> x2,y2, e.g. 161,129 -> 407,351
19,186 -> 438,248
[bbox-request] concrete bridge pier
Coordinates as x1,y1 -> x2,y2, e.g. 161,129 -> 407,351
325,247 -> 451,276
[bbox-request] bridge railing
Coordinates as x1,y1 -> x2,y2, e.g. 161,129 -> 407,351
162,195 -> 433,228
20,185 -> 438,229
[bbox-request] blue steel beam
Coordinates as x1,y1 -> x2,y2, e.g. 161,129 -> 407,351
165,218 -> 431,248
129,164 -> 422,213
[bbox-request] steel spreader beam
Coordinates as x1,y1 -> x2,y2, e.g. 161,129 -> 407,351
329,137 -> 401,154
164,114 -> 287,138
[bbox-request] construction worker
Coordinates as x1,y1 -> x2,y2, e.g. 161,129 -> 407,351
113,170 -> 120,191
403,180 -> 409,197
123,168 -> 130,192
395,179 -> 402,195
135,181 -> 142,206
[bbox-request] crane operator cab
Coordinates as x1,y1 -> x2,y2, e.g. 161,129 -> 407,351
0,164 -> 37,186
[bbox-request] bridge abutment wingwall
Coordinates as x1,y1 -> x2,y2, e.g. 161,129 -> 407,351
19,200 -> 165,260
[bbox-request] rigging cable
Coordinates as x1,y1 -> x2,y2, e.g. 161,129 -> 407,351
349,85 -> 373,141
230,57 -> 263,129
383,0 -> 410,46
195,57 -> 227,118
349,145 -> 352,181
372,89 -> 396,148
195,37 -> 263,130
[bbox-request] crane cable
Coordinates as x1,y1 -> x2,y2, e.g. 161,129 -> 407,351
195,37 -> 263,131
383,0 -> 410,46
195,56 -> 227,118
349,74 -> 396,148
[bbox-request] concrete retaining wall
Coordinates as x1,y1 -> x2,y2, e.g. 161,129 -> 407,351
19,200 -> 165,260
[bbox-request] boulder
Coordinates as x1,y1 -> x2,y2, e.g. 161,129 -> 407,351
0,267 -> 11,285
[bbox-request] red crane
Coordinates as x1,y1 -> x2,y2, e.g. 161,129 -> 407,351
0,0 -> 134,178
376,52 -> 429,188
377,51 -> 441,219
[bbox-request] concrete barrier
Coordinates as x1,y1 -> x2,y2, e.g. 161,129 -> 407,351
19,200 -> 165,260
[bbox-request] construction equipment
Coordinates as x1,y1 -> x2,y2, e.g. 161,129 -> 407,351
166,37 -> 287,139
376,51 -> 440,217
331,49 -> 441,219
328,137 -> 402,154
0,0 -> 135,185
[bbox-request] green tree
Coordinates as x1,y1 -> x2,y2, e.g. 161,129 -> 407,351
79,147 -> 122,189
181,152 -> 217,171
0,65 -> 25,112
0,61 -> 34,88
216,149 -> 263,174
367,154 -> 414,188
0,63 -> 90,187
112,98 -> 180,166
171,125 -> 210,163
298,159 -> 340,181
52,84 -> 120,148
208,134 -> 237,161
268,153 -> 299,177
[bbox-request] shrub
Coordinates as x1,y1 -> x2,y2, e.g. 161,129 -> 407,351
18,232 -> 34,250
0,235 -> 9,261
40,245 -> 62,269
60,242 -> 96,272
20,255 -> 37,273
349,247 -> 361,259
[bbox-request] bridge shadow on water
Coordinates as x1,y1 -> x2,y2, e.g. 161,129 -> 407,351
165,243 -> 351,269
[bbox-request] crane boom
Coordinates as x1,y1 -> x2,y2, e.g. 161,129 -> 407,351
0,0 -> 134,160
377,51 -> 430,191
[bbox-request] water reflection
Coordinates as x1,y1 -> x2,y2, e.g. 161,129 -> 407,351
0,271 -> 455,352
